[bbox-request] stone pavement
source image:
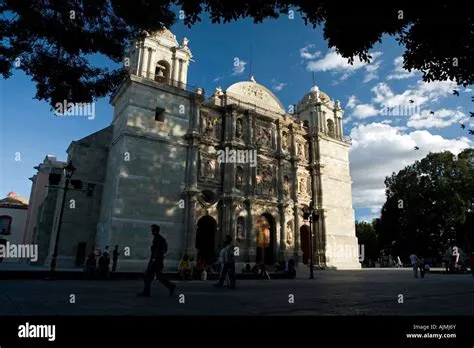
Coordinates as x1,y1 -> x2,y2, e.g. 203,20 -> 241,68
1,270 -> 473,315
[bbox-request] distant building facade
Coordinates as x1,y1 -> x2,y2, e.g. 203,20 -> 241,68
37,28 -> 360,271
0,192 -> 28,263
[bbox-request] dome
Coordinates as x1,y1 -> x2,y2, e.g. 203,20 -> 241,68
225,76 -> 285,114
298,84 -> 333,108
149,27 -> 178,46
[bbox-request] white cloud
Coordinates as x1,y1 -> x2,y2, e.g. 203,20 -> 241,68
270,78 -> 286,91
232,60 -> 247,76
306,49 -> 382,81
407,109 -> 468,129
352,104 -> 379,119
363,60 -> 382,83
370,80 -> 457,109
349,122 -> 473,211
346,95 -> 358,109
387,56 -> 418,80
463,88 -> 472,93
299,44 -> 321,60
213,75 -> 222,83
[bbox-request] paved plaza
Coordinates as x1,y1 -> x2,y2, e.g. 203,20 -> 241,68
0,269 -> 473,316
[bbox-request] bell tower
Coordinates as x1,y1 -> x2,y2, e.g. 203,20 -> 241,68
129,28 -> 192,88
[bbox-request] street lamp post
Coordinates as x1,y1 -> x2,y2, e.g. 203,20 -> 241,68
48,161 -> 76,279
303,202 -> 319,279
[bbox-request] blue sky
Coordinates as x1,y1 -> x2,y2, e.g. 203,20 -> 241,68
0,13 -> 472,222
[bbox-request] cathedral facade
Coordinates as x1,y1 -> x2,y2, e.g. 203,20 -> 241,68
36,29 -> 360,271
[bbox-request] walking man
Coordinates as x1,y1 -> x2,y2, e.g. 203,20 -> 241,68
214,235 -> 236,289
112,245 -> 119,273
138,224 -> 176,297
409,253 -> 419,278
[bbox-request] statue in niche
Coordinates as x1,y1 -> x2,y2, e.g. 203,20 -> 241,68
236,118 -> 243,138
286,221 -> 293,245
236,166 -> 243,189
205,117 -> 214,135
236,218 -> 245,240
298,143 -> 305,159
299,177 -> 306,194
263,167 -> 273,195
200,115 -> 207,134
283,175 -> 290,195
282,131 -> 288,149
204,160 -> 215,178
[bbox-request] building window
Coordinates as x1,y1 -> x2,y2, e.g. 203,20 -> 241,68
155,107 -> 165,122
0,215 -> 12,235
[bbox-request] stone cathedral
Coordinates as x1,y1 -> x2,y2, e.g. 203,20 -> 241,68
35,28 -> 360,271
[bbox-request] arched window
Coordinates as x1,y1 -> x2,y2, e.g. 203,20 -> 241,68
327,119 -> 335,137
155,60 -> 171,84
0,215 -> 12,235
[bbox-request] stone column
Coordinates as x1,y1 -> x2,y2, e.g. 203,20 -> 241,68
184,194 -> 198,257
293,205 -> 301,265
338,117 -> 343,139
171,52 -> 178,86
278,203 -> 286,260
146,47 -> 153,79
138,43 -> 146,77
245,201 -> 256,263
178,59 -> 184,88
321,110 -> 327,134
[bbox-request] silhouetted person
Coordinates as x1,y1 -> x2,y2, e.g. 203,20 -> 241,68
214,235 -> 236,289
409,253 -> 419,278
112,245 -> 119,272
286,259 -> 296,279
98,251 -> 110,279
138,224 -> 176,297
84,250 -> 97,279
418,257 -> 425,278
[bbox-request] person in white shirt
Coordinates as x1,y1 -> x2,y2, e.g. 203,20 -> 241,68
409,254 -> 419,278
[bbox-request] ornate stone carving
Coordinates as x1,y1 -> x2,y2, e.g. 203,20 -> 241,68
200,112 -> 215,137
282,131 -> 288,149
256,126 -> 272,147
200,158 -> 216,179
257,164 -> 273,195
286,221 -> 293,245
283,175 -> 290,196
299,177 -> 306,194
297,143 -> 306,159
236,118 -> 243,138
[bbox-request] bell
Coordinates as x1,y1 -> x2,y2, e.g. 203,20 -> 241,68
156,69 -> 165,78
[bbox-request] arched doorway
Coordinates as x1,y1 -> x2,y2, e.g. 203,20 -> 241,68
256,213 -> 275,265
300,225 -> 310,264
196,215 -> 217,264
